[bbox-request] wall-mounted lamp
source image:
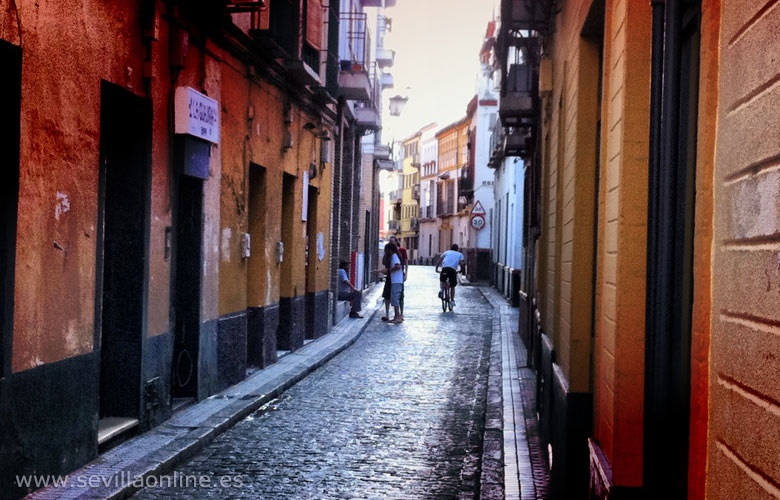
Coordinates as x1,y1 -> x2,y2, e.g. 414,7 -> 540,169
388,95 -> 408,116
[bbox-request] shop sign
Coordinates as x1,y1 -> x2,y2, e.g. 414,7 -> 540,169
175,86 -> 220,144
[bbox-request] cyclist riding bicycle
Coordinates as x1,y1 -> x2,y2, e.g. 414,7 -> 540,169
435,244 -> 465,307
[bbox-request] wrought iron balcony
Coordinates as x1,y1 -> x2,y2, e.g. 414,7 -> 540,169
499,62 -> 535,127
411,185 -> 420,200
374,145 -> 391,160
376,48 -> 395,68
504,129 -> 531,157
502,0 -> 549,32
249,0 -> 297,58
420,205 -> 435,219
388,219 -> 400,231
410,217 -> 419,231
354,103 -> 380,130
458,169 -> 474,194
380,71 -> 394,89
389,189 -> 403,202
337,12 -> 372,101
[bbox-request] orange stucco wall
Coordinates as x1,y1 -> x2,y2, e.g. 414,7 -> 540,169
539,0 -> 600,395
707,1 -> 780,498
538,0 -> 651,486
592,0 -> 651,486
7,1 -> 161,372
217,55 -> 332,315
687,1 -> 720,499
6,0 -> 332,373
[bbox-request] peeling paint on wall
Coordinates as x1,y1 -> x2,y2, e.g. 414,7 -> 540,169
54,192 -> 70,220
221,227 -> 232,262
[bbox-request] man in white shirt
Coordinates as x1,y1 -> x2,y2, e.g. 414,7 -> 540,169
435,244 -> 465,307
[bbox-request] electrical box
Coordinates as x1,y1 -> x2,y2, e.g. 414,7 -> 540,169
240,233 -> 251,259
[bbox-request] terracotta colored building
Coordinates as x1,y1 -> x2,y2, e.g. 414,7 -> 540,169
496,0 -> 780,498
435,117 -> 469,252
0,0 -> 391,496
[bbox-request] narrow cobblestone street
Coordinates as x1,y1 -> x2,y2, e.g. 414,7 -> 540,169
132,267 -> 493,499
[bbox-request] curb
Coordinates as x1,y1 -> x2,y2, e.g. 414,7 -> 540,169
27,286 -> 383,500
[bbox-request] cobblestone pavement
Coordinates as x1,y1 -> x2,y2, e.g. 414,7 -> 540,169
132,267 -> 494,500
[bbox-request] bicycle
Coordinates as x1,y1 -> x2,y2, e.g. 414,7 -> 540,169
440,284 -> 453,312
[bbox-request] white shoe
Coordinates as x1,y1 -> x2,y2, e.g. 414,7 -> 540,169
451,300 -> 456,308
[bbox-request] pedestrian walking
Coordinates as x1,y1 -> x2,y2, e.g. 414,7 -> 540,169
337,260 -> 363,318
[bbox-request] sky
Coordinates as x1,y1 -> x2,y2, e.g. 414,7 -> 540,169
378,0 -> 500,143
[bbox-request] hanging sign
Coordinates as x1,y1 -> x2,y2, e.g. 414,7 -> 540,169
175,86 -> 220,144
471,200 -> 486,215
471,214 -> 486,231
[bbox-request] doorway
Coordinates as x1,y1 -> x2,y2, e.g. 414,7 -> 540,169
644,0 -> 701,496
278,173 -> 297,350
171,173 -> 204,402
0,40 -> 21,381
247,163 -> 267,365
305,185 -> 319,340
96,82 -> 151,443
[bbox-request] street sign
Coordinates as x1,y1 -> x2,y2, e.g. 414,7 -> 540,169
471,214 -> 486,231
472,200 -> 486,215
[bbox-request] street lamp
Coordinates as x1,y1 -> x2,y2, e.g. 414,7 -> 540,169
388,95 -> 408,116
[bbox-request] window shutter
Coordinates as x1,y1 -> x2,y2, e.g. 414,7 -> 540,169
306,0 -> 322,49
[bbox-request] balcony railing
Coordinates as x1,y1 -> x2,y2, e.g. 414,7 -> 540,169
411,185 -> 420,200
336,12 -> 372,101
250,0 -> 297,57
499,62 -> 536,127
388,219 -> 400,231
339,12 -> 370,71
389,189 -> 402,202
374,145 -> 391,160
410,218 -> 419,231
420,205 -> 434,219
458,168 -> 474,194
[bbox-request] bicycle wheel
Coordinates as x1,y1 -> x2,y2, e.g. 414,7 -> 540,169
441,293 -> 447,312
448,298 -> 453,312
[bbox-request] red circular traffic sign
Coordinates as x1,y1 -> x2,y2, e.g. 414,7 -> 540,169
471,214 -> 486,230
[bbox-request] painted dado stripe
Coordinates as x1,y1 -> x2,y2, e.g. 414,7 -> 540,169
716,440 -> 780,499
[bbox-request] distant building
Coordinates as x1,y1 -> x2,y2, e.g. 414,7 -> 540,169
418,124 -> 440,264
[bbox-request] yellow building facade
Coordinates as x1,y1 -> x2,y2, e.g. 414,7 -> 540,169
399,133 -> 421,258
505,0 -> 780,498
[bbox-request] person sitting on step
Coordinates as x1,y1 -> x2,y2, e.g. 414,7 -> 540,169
338,260 -> 363,319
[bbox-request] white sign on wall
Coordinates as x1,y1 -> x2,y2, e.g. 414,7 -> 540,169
302,171 -> 310,221
175,86 -> 220,144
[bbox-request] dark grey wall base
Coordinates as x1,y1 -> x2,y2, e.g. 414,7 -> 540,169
278,295 -> 305,351
247,303 -> 278,368
142,332 -> 174,430
305,290 -> 329,340
197,318 -> 219,401
217,311 -> 248,391
549,364 -> 592,499
0,353 -> 98,499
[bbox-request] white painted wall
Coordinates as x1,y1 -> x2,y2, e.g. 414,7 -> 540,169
491,156 -> 524,270
470,61 -> 498,249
